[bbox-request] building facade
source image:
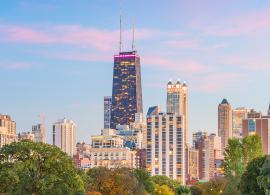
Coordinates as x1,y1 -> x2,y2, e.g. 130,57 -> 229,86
218,98 -> 232,152
185,147 -> 199,182
32,123 -> 46,143
243,116 -> 270,154
166,81 -> 189,145
0,114 -> 17,147
232,108 -> 248,139
53,118 -> 76,157
110,51 -> 143,129
104,96 -> 112,129
18,132 -> 35,141
146,113 -> 185,184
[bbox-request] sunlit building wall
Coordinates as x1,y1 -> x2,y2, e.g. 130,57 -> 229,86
218,98 -> 232,152
232,107 -> 248,139
146,113 -> 185,184
0,114 -> 17,147
53,118 -> 76,157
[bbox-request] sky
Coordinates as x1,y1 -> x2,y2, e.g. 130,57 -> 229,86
0,0 -> 270,144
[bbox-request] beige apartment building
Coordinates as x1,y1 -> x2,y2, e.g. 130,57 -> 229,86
0,114 -> 17,147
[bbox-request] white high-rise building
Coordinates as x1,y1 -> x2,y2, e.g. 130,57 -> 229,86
146,113 -> 185,184
32,124 -> 46,143
104,96 -> 112,129
53,118 -> 76,157
167,80 -> 189,145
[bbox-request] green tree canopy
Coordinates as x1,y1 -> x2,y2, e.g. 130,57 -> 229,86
242,135 -> 263,164
0,140 -> 86,195
133,168 -> 155,193
240,155 -> 267,195
257,155 -> 270,194
151,175 -> 181,192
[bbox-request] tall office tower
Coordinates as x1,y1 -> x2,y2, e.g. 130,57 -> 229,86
110,51 -> 143,129
104,96 -> 112,129
167,81 -> 189,145
0,114 -> 17,147
32,124 -> 46,143
232,107 -> 248,139
53,118 -> 76,157
218,98 -> 232,152
243,115 -> 270,154
146,113 -> 185,184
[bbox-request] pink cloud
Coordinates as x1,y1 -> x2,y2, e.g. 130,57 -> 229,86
0,24 -> 184,52
193,7 -> 270,36
0,61 -> 32,70
165,39 -> 199,49
143,56 -> 210,74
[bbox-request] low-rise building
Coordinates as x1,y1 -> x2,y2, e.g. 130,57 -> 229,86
0,114 -> 17,147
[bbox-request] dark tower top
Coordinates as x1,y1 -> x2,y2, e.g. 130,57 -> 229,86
110,51 -> 143,129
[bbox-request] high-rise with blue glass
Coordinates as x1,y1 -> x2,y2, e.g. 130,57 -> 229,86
110,51 -> 143,129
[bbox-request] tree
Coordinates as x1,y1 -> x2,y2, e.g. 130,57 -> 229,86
242,135 -> 263,164
87,167 -> 145,194
133,168 -> 155,193
223,135 -> 263,194
154,184 -> 174,195
240,156 -> 266,195
176,185 -> 191,195
224,138 -> 244,179
0,140 -> 86,195
151,175 -> 181,192
257,155 -> 270,194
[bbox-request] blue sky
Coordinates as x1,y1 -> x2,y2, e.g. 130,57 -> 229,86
0,0 -> 270,144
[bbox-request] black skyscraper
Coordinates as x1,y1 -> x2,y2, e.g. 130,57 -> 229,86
110,51 -> 143,129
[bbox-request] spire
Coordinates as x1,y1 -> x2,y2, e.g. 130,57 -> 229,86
132,21 -> 135,51
119,15 -> 122,52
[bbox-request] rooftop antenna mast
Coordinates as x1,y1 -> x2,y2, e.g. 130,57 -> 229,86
132,20 -> 135,51
119,15 -> 122,52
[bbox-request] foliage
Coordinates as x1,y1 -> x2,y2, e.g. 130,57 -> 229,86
87,167 -> 145,194
151,175 -> 181,192
154,184 -> 174,195
240,156 -> 266,195
0,140 -> 86,195
257,155 -> 270,194
133,168 -> 155,193
190,178 -> 226,195
242,135 -> 263,164
176,185 -> 191,195
223,135 -> 263,194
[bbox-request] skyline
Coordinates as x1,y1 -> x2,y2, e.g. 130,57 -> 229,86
1,0 -> 270,144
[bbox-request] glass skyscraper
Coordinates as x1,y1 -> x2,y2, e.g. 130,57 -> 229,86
110,51 -> 143,129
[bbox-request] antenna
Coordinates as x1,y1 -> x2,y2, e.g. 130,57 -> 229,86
119,15 -> 122,52
132,21 -> 135,51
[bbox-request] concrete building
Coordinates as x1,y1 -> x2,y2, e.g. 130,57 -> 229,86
32,124 -> 46,143
91,129 -> 124,148
53,118 -> 76,157
232,107 -> 248,139
167,81 -> 189,145
18,132 -> 35,141
195,133 -> 215,181
104,96 -> 112,129
89,147 -> 137,169
0,114 -> 17,147
243,116 -> 270,154
218,98 -> 232,152
146,112 -> 185,184
73,152 -> 91,170
185,147 -> 199,182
